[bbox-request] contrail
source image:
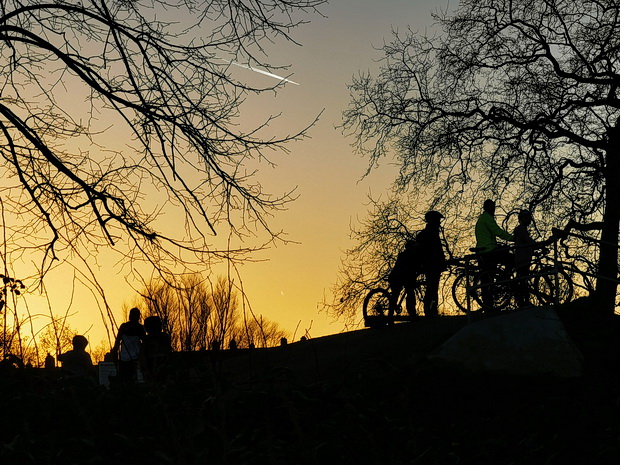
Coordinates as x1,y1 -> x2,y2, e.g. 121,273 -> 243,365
221,59 -> 300,86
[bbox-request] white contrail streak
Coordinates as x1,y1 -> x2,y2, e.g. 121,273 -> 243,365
222,59 -> 300,86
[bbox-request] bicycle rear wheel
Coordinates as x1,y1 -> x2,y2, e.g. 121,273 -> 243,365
475,269 -> 512,311
531,269 -> 574,306
362,288 -> 391,327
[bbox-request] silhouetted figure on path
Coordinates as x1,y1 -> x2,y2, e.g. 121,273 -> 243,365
416,211 -> 447,317
141,315 -> 172,382
475,199 -> 515,310
58,335 -> 94,379
112,307 -> 146,384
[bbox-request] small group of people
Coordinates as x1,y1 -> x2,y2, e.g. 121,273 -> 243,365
111,307 -> 172,384
55,307 -> 172,384
388,198 -> 565,316
474,199 -> 555,308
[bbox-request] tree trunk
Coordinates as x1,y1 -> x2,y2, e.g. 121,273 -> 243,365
595,130 -> 620,314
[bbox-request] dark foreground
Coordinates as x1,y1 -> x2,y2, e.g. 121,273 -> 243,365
1,303 -> 620,464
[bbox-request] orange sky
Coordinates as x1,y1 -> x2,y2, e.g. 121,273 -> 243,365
13,1 -> 446,347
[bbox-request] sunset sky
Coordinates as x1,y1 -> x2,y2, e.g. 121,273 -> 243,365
205,0 -> 446,339
17,1 -> 448,347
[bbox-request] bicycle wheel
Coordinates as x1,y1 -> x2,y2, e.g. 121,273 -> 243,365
531,269 -> 574,306
451,272 -> 483,314
475,269 -> 512,311
362,288 -> 392,327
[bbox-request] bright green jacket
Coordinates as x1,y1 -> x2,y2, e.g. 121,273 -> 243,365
475,211 -> 514,253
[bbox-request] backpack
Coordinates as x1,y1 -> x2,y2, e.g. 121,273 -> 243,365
388,239 -> 422,285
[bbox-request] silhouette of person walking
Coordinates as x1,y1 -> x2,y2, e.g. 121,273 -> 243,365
112,307 -> 146,383
415,211 -> 447,317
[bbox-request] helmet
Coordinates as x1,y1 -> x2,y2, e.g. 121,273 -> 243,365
425,210 -> 444,222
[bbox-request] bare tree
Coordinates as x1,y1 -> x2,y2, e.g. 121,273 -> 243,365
178,273 -> 212,351
342,0 -> 620,313
326,195 -> 422,322
207,275 -> 239,349
139,279 -> 180,349
230,316 -> 287,348
138,273 -> 287,350
0,1 -> 325,327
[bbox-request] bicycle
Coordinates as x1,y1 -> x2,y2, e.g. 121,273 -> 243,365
451,246 -> 574,314
362,273 -> 426,327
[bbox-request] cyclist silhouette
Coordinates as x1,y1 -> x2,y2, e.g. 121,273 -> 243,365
388,210 -> 447,317
475,199 -> 514,310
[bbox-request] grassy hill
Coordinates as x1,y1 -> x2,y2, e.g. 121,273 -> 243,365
1,300 -> 619,464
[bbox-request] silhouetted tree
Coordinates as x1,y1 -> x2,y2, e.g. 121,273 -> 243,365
138,274 -> 287,350
0,1 -> 324,316
232,315 -> 289,348
178,274 -> 212,351
343,0 -> 620,313
327,195 -> 422,322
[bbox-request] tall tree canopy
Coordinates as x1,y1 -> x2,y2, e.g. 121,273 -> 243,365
0,0 -> 324,288
342,0 -> 620,314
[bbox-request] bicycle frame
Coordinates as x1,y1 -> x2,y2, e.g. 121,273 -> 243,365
451,239 -> 574,315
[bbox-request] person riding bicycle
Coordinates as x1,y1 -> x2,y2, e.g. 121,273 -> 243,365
415,210 -> 447,317
475,199 -> 514,310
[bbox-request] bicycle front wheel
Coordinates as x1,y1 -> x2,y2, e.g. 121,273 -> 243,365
362,288 -> 392,327
452,271 -> 488,314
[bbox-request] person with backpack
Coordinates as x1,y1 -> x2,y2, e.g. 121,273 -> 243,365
388,238 -> 421,315
416,211 -> 447,317
388,210 -> 447,317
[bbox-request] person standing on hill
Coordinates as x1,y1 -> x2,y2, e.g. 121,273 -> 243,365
475,199 -> 514,309
415,210 -> 447,317
388,238 -> 420,316
112,307 -> 146,383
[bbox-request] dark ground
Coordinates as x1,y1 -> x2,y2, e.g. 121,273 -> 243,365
1,299 -> 620,464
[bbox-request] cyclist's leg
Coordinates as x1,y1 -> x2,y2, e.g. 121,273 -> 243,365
515,265 -> 530,307
402,283 -> 415,317
477,253 -> 495,310
388,281 -> 403,313
423,271 -> 440,317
